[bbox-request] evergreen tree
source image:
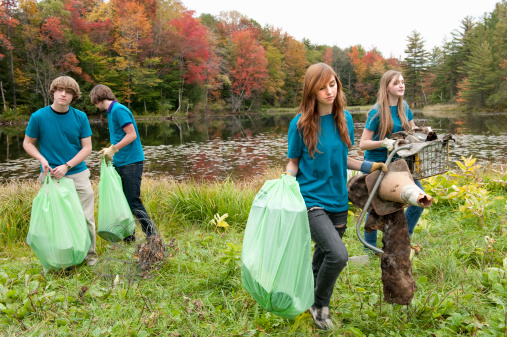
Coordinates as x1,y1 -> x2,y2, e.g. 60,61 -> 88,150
458,40 -> 496,107
403,30 -> 429,106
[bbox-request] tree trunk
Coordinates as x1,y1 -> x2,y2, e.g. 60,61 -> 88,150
7,24 -> 16,111
176,58 -> 183,113
0,81 -> 7,113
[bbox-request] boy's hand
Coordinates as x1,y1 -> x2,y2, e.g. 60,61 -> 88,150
51,164 -> 69,179
39,158 -> 51,174
99,144 -> 119,162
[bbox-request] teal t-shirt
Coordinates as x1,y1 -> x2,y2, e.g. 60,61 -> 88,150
25,105 -> 92,175
287,112 -> 354,212
364,101 -> 413,162
107,102 -> 145,167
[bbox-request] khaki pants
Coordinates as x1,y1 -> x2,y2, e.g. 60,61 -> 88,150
39,169 -> 98,264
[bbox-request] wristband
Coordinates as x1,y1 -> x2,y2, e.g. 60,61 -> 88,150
360,160 -> 373,174
286,170 -> 295,177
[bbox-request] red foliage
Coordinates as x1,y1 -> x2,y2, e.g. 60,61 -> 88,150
0,0 -> 19,57
229,29 -> 268,98
169,11 -> 211,85
64,0 -> 89,35
40,17 -> 65,44
322,47 -> 333,65
59,52 -> 83,75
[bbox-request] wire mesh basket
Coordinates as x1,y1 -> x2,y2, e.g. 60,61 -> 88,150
396,140 -> 450,180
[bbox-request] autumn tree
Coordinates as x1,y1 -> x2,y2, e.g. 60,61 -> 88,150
227,29 -> 267,112
322,47 -> 333,65
168,10 -> 211,113
281,36 -> 308,106
0,0 -> 19,111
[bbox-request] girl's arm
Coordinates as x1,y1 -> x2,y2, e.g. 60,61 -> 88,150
346,157 -> 362,171
359,129 -> 384,150
409,120 -> 416,128
347,157 -> 387,173
286,158 -> 300,176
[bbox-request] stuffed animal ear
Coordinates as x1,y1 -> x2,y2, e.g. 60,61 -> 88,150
347,174 -> 370,209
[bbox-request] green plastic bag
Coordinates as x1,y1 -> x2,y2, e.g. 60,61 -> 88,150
241,174 -> 314,319
26,175 -> 91,270
97,158 -> 135,242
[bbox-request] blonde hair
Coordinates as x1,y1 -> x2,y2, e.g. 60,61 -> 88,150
89,84 -> 116,104
49,76 -> 81,103
372,70 -> 410,140
297,63 -> 351,158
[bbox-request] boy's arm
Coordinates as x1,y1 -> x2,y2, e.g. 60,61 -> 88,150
51,136 -> 92,179
114,124 -> 137,150
23,135 -> 51,174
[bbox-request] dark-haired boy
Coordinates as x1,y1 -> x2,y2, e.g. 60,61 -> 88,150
90,84 -> 155,241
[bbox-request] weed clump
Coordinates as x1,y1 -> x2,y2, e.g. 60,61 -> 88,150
135,236 -> 170,274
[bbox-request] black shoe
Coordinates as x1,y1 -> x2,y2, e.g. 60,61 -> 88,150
123,234 -> 136,243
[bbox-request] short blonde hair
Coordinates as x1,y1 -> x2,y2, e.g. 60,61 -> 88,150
49,76 -> 81,103
89,84 -> 116,104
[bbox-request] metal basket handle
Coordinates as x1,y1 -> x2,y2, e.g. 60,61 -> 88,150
355,145 -> 412,254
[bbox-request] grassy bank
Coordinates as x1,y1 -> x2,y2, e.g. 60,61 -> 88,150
1,161 -> 506,336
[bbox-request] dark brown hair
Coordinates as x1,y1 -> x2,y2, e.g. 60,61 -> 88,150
89,84 -> 116,104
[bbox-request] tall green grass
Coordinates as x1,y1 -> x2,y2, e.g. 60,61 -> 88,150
1,167 -> 506,335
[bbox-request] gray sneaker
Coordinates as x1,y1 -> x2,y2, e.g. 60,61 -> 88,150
320,306 -> 334,330
309,305 -> 334,330
348,254 -> 370,264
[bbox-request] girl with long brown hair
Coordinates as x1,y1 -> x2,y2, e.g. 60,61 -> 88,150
359,70 -> 423,251
286,63 -> 386,330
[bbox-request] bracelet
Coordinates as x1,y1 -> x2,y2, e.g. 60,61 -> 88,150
286,170 -> 295,177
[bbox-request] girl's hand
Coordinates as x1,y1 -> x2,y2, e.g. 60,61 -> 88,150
381,138 -> 396,151
371,162 -> 388,173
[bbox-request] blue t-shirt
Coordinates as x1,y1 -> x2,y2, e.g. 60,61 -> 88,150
287,112 -> 354,212
364,101 -> 413,162
25,105 -> 92,175
107,101 -> 145,167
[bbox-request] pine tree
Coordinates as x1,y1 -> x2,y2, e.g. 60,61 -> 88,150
403,30 -> 429,106
458,40 -> 496,107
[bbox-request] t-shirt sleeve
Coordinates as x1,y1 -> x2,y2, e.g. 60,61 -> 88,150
365,106 -> 380,132
114,105 -> 134,128
345,111 -> 355,146
25,113 -> 40,139
79,113 -> 93,139
404,101 -> 413,121
287,117 -> 303,159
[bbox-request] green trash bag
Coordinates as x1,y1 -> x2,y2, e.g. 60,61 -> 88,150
97,158 -> 135,242
241,174 -> 314,319
26,175 -> 91,270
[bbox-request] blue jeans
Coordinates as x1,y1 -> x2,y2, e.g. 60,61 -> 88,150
364,179 -> 424,248
308,208 -> 348,307
115,161 -> 155,239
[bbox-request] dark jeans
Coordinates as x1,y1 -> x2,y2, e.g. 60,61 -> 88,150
308,208 -> 348,307
115,161 -> 155,239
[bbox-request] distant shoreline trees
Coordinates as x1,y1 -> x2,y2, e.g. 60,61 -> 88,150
0,0 -> 505,115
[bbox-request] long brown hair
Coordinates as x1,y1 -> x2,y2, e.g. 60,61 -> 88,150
372,70 -> 410,140
297,63 -> 351,158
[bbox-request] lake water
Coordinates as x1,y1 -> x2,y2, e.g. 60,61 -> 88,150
1,111 -> 506,182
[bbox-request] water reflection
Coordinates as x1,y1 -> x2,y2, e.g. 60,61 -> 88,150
1,112 -> 506,182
